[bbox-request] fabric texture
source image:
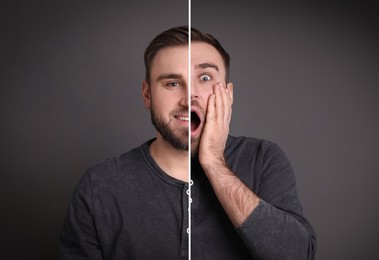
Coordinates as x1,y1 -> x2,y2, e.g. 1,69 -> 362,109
191,136 -> 316,259
59,139 -> 189,259
59,136 -> 316,259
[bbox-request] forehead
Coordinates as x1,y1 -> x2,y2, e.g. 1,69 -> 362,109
191,42 -> 225,72
150,45 -> 188,78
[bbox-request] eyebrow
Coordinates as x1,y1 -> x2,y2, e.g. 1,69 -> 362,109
156,73 -> 183,81
195,63 -> 219,72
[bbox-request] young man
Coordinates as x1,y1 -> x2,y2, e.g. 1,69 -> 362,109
60,26 -> 316,259
188,28 -> 317,259
59,27 -> 191,259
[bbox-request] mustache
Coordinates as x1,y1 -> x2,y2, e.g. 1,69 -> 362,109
191,100 -> 200,107
170,107 -> 189,115
167,100 -> 205,116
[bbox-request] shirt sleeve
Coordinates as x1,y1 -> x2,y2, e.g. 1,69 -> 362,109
59,168 -> 104,260
235,141 -> 317,260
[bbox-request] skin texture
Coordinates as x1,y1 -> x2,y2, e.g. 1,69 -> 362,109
142,42 -> 259,227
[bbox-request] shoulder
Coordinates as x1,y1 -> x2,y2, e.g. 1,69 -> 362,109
225,135 -> 282,158
225,135 -> 292,180
82,140 -> 152,186
226,136 -> 297,199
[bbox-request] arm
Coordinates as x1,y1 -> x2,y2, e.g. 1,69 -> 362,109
199,82 -> 257,227
199,156 -> 259,228
235,141 -> 317,260
59,169 -> 104,260
198,83 -> 316,259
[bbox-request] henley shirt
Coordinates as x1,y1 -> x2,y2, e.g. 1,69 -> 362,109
59,136 -> 316,259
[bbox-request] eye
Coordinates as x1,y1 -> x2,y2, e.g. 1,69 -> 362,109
200,74 -> 211,81
166,81 -> 180,87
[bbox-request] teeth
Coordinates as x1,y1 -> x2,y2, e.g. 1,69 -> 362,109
178,116 -> 189,121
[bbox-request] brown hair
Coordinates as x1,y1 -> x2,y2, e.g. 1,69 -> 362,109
144,26 -> 230,84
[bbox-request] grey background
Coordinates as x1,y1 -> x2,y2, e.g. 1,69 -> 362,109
1,0 -> 378,259
0,1 -> 187,259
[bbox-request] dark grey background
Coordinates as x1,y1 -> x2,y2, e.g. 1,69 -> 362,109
0,1 -> 187,259
1,0 -> 378,259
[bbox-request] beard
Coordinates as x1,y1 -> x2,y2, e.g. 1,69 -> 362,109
150,106 -> 189,151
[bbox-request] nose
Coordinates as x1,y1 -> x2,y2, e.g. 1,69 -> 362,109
179,84 -> 189,107
191,81 -> 199,99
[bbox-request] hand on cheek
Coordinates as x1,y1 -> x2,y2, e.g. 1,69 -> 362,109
198,82 -> 233,169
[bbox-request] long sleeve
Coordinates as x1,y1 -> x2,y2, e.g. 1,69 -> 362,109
233,140 -> 317,260
59,168 -> 104,260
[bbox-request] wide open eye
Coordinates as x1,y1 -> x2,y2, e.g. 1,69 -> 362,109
200,74 -> 211,81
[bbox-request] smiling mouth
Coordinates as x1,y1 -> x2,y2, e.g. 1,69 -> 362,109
176,116 -> 189,121
191,111 -> 201,132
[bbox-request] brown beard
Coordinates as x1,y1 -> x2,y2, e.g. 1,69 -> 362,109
150,105 -> 189,151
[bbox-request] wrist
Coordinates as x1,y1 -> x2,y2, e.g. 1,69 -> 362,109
199,155 -> 228,174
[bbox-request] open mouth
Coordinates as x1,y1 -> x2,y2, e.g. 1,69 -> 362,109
191,111 -> 201,132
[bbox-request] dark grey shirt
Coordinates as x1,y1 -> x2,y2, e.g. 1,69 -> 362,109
191,136 -> 316,259
59,136 -> 316,259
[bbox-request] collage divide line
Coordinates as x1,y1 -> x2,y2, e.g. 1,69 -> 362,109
187,0 -> 192,259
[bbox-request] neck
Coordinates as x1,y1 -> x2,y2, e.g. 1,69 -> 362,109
149,135 -> 189,182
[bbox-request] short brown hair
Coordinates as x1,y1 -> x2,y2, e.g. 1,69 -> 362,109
144,26 -> 230,83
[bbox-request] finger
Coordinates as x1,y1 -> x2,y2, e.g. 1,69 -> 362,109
215,82 -> 230,124
206,93 -> 216,122
225,86 -> 233,123
214,83 -> 223,123
226,86 -> 232,103
226,83 -> 234,123
219,83 -> 231,123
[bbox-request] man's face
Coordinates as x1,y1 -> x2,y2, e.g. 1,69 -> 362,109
143,45 -> 189,150
142,42 -> 230,154
190,42 -> 230,155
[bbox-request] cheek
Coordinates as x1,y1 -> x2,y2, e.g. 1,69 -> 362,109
154,91 -> 182,109
198,86 -> 214,106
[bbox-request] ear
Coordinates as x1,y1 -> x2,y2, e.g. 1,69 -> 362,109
142,80 -> 151,109
227,82 -> 234,105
